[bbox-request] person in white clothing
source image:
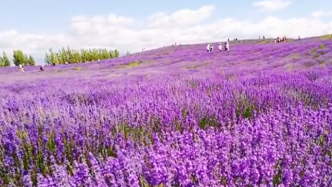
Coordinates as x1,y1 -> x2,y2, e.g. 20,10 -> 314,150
209,43 -> 213,52
19,64 -> 25,72
218,43 -> 223,51
206,44 -> 210,52
40,64 -> 45,71
225,42 -> 229,51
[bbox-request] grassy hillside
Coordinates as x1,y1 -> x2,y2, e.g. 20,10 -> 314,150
1,36 -> 332,186
0,36 -> 330,83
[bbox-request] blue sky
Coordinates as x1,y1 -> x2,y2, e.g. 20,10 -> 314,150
0,0 -> 331,64
0,0 -> 330,34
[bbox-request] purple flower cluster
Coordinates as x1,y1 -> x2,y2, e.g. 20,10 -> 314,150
1,38 -> 332,186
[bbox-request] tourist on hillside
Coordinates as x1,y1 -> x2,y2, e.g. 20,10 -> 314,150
225,42 -> 230,51
208,43 -> 213,52
298,35 -> 301,40
19,64 -> 25,72
206,44 -> 211,52
263,36 -> 265,39
218,43 -> 223,51
40,64 -> 44,71
19,64 -> 24,72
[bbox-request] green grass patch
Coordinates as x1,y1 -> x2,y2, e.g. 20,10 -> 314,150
157,52 -> 170,57
319,34 -> 332,39
319,44 -> 326,49
284,64 -> 294,71
73,66 -> 82,70
185,62 -> 210,69
120,61 -> 142,68
286,53 -> 299,59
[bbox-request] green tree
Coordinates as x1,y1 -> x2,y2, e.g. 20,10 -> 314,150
49,48 -> 59,65
44,53 -> 50,65
2,52 -> 11,67
24,54 -> 29,65
13,50 -> 25,66
45,46 -> 119,64
0,56 -> 3,67
28,55 -> 35,66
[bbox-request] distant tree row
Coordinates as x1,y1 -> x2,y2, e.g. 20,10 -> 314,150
45,47 -> 119,65
0,47 -> 119,68
0,50 -> 35,67
0,52 -> 11,67
13,50 -> 35,66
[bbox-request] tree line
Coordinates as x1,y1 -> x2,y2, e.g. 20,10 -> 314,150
45,47 -> 119,65
0,52 -> 10,67
0,47 -> 119,67
13,50 -> 35,66
0,50 -> 36,67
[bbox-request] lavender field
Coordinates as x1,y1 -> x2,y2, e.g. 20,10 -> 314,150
1,36 -> 332,186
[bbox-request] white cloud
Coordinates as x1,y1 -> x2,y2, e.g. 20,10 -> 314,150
147,5 -> 215,28
0,5 -> 332,64
312,11 -> 331,18
253,0 -> 290,12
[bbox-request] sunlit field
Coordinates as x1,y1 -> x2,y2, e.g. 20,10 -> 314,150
1,36 -> 332,186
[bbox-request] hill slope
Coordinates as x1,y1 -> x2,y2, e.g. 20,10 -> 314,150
1,36 -> 332,84
1,36 -> 332,186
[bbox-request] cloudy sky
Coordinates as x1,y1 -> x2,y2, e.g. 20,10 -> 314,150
0,0 -> 331,63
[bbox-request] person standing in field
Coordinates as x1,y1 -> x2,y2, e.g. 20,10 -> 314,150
209,43 -> 213,52
40,64 -> 44,71
19,64 -> 25,72
206,43 -> 211,52
225,42 -> 230,51
218,43 -> 223,51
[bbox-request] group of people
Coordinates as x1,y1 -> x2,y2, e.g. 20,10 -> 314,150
275,36 -> 287,43
18,64 -> 25,72
18,62 -> 57,72
207,42 -> 230,52
18,64 -> 45,72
